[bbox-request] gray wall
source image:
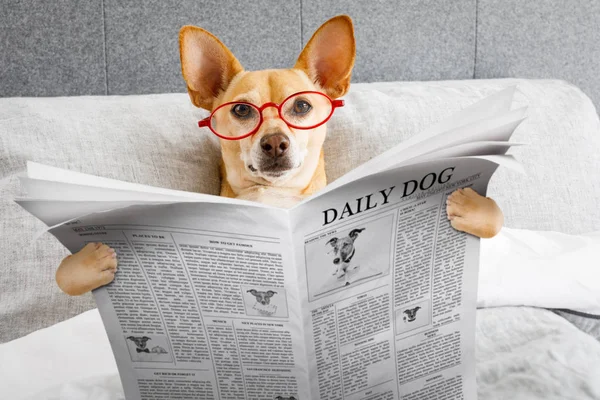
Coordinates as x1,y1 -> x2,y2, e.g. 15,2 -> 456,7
1,0 -> 599,111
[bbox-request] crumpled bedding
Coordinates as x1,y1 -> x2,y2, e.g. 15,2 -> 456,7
476,307 -> 600,400
1,227 -> 600,399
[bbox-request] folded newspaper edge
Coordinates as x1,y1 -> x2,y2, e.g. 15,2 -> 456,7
15,87 -> 527,400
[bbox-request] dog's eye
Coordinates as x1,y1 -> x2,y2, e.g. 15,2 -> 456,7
231,104 -> 253,119
292,99 -> 312,115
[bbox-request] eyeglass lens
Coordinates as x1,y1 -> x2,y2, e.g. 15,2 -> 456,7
210,92 -> 333,138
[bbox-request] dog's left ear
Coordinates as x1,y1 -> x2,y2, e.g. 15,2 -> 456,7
295,15 -> 355,99
179,26 -> 244,110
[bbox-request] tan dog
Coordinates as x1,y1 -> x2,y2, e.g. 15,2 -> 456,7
55,15 -> 503,296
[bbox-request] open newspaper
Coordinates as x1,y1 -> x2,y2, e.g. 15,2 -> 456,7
17,87 -> 525,400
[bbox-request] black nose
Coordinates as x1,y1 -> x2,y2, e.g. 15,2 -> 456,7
260,133 -> 289,158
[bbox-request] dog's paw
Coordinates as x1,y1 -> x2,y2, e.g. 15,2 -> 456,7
446,188 -> 503,238
56,242 -> 118,296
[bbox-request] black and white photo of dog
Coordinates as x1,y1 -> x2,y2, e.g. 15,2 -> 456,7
126,336 -> 151,353
247,289 -> 277,305
274,396 -> 298,400
403,306 -> 421,322
326,228 -> 365,281
305,214 -> 394,302
396,300 -> 431,335
124,334 -> 173,363
242,286 -> 289,318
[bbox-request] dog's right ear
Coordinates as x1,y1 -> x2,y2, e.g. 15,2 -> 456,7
326,237 -> 338,247
179,26 -> 244,110
247,289 -> 258,295
348,228 -> 365,240
295,15 -> 355,98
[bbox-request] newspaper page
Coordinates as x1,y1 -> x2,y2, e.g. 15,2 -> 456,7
45,201 -> 311,400
291,156 -> 499,400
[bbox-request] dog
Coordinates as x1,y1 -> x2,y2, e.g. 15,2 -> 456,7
126,336 -> 151,353
54,15 -> 504,296
247,289 -> 277,306
326,228 -> 365,279
403,306 -> 421,322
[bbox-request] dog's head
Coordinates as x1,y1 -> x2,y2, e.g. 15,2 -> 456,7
179,16 -> 355,191
326,228 -> 364,254
403,306 -> 421,322
126,336 -> 151,349
247,289 -> 277,305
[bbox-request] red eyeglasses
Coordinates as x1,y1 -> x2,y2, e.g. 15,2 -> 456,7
198,91 -> 344,140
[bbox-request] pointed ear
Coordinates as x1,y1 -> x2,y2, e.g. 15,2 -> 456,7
295,15 -> 355,99
179,25 -> 244,110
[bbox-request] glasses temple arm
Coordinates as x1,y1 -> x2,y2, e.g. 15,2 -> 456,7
332,99 -> 345,108
198,118 -> 210,128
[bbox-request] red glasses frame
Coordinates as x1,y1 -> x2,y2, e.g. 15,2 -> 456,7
198,91 -> 344,140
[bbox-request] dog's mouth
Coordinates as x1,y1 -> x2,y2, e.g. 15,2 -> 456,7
248,159 -> 301,178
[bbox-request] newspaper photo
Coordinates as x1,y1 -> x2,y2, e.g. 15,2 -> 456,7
16,87 -> 526,400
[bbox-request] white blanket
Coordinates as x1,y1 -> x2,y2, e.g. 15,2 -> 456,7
1,227 -> 600,399
476,307 -> 600,400
479,228 -> 600,314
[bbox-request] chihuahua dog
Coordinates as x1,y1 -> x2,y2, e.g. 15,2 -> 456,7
55,15 -> 503,296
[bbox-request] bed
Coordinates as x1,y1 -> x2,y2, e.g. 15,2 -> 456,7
1,79 -> 600,399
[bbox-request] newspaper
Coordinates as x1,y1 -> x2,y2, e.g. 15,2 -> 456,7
16,87 -> 525,400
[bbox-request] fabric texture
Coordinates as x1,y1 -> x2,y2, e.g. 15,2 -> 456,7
479,228 -> 600,314
3,1 -> 600,114
0,1 -> 106,97
476,307 -> 600,400
476,0 -> 600,112
1,78 -> 599,343
103,0 -> 301,95
553,309 -> 600,342
301,0 -> 476,82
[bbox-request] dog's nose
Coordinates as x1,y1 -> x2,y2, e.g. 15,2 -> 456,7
260,133 -> 289,158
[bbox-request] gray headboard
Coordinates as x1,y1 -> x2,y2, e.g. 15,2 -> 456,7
1,0 -> 599,112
